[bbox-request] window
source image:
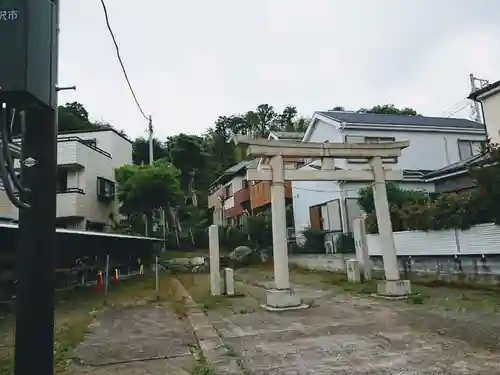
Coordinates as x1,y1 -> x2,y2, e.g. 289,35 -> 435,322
56,169 -> 68,192
224,184 -> 232,198
458,140 -> 483,161
97,177 -> 115,202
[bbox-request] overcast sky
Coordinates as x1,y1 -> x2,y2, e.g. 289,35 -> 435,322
58,0 -> 500,140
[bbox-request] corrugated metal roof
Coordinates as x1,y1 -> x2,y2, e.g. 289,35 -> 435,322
270,131 -> 305,140
318,111 -> 484,130
210,158 -> 259,186
223,159 -> 258,174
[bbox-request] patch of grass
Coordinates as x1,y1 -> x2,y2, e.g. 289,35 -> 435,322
0,272 -> 177,375
408,294 -> 426,305
191,361 -> 216,375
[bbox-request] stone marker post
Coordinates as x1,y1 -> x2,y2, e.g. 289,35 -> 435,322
224,268 -> 235,296
353,218 -> 371,280
209,225 -> 221,296
346,259 -> 361,283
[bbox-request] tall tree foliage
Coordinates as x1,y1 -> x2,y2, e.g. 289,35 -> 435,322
132,137 -> 168,165
166,134 -> 211,193
469,139 -> 500,225
115,161 -> 181,233
57,101 -> 125,134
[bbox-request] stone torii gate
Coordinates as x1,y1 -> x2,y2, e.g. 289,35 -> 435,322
234,137 -> 412,311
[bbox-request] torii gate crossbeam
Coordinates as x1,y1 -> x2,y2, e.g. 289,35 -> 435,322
234,137 -> 412,310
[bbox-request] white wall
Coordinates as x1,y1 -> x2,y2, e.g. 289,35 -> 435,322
344,128 -> 485,170
81,146 -> 115,223
292,164 -> 343,236
304,117 -> 485,171
70,130 -> 133,169
367,223 -> 500,256
227,176 -> 245,194
481,89 -> 500,144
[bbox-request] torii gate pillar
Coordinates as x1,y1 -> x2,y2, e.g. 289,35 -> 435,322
269,154 -> 291,290
263,154 -> 308,311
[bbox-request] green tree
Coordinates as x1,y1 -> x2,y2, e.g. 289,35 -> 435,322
278,106 -> 298,132
166,134 -> 212,193
132,137 -> 168,165
293,116 -> 310,132
205,116 -> 240,175
64,101 -> 89,121
115,161 -> 181,234
469,140 -> 500,225
358,104 -> 420,116
58,103 -> 94,132
244,104 -> 278,138
357,183 -> 428,214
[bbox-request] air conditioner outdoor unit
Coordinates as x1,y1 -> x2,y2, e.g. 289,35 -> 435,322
324,240 -> 334,254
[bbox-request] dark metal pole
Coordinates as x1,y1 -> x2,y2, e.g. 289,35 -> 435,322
15,106 -> 57,375
14,0 -> 59,373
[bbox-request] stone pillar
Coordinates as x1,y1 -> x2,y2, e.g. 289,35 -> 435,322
224,268 -> 235,296
269,154 -> 290,290
369,157 -> 399,281
346,259 -> 361,283
208,224 -> 221,296
353,218 -> 371,280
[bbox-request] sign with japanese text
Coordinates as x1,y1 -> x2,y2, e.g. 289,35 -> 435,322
0,9 -> 19,21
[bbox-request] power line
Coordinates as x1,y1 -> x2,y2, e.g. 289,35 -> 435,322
445,102 -> 470,118
99,0 -> 149,121
442,100 -> 464,115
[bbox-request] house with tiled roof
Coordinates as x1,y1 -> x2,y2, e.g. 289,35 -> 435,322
293,110 -> 486,240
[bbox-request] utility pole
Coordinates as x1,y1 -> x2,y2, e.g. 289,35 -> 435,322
469,73 -> 489,123
0,1 -> 59,375
148,114 -> 153,165
147,115 -> 166,250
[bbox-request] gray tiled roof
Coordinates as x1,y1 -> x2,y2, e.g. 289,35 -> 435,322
318,111 -> 484,130
424,154 -> 485,179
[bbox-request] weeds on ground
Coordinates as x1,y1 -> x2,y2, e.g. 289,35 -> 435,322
0,273 -> 177,375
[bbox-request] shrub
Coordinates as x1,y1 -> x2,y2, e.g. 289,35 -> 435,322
301,227 -> 327,253
334,233 -> 355,253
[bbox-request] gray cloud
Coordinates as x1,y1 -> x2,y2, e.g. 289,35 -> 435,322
58,0 -> 500,139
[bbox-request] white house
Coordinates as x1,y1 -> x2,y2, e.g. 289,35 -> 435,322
469,79 -> 500,144
0,128 -> 132,231
293,111 -> 486,240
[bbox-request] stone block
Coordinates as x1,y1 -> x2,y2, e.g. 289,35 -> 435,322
261,288 -> 309,311
223,268 -> 235,296
346,259 -> 361,283
376,279 -> 412,299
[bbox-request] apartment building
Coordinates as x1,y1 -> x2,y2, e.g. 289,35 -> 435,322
0,128 -> 132,231
208,159 -> 257,226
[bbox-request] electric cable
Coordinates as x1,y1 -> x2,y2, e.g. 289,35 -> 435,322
1,108 -> 29,194
0,107 -> 29,209
99,0 -> 149,121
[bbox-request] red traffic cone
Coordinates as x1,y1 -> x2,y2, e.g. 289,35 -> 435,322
113,269 -> 119,285
97,271 -> 104,292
